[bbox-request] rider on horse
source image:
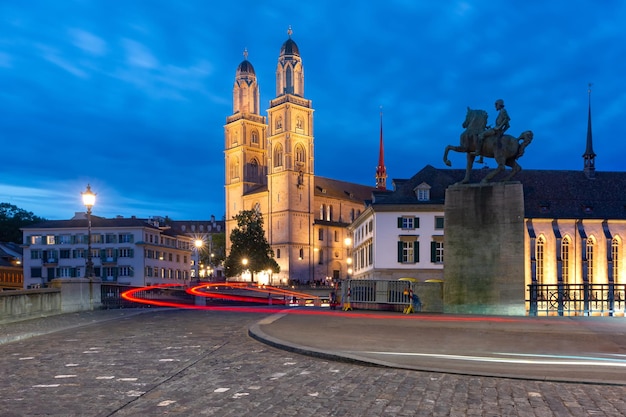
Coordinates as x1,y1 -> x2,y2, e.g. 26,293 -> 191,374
474,99 -> 510,163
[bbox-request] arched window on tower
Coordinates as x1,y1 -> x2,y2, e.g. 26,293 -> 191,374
273,144 -> 283,168
562,236 -> 571,284
251,130 -> 259,145
286,67 -> 293,94
295,144 -> 305,164
230,157 -> 240,180
536,236 -> 545,285
276,116 -> 283,130
246,158 -> 259,183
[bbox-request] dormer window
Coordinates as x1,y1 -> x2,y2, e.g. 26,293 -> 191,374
415,182 -> 431,201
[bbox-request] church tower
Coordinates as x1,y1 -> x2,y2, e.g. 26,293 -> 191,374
266,27 -> 315,282
224,50 -> 268,247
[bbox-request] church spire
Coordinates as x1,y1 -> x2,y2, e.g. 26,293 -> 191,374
583,83 -> 596,179
375,107 -> 387,190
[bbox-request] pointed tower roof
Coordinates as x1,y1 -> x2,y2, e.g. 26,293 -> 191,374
375,107 -> 388,190
583,83 -> 596,179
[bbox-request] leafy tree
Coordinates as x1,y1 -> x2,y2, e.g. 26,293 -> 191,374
224,210 -> 279,281
0,203 -> 46,243
199,232 -> 226,267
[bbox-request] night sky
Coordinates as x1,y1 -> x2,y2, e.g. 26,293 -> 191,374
1,1 -> 625,221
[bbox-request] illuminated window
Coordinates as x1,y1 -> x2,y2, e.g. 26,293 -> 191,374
586,237 -> 595,284
613,237 -> 620,284
536,236 -> 545,284
251,130 -> 259,144
562,237 -> 570,284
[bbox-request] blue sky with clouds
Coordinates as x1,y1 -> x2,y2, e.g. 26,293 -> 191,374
1,1 -> 625,221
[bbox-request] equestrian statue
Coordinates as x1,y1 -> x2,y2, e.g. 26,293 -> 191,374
443,99 -> 533,184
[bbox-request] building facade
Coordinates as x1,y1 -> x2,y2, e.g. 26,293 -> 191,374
21,214 -> 195,288
224,29 -> 375,285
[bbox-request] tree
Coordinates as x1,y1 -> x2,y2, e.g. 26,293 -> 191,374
0,203 -> 46,243
224,210 -> 279,281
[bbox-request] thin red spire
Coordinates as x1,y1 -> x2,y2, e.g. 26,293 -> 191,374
375,107 -> 387,190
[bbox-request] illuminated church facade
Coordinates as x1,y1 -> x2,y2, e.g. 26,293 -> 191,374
224,29 -> 379,285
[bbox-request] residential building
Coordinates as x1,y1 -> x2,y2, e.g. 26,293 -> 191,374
21,214 -> 195,288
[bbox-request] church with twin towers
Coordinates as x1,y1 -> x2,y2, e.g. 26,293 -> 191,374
224,28 -> 382,285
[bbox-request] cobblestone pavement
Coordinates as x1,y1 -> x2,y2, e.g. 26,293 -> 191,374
1,309 -> 626,416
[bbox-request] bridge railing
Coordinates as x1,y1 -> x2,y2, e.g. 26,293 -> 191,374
527,283 -> 626,316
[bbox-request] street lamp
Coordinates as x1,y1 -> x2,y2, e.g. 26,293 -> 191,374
81,184 -> 96,279
194,239 -> 203,281
344,237 -> 352,280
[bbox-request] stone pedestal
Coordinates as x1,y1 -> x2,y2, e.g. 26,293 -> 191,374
50,278 -> 102,313
443,182 -> 525,315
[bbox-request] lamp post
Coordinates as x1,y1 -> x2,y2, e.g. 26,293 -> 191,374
344,237 -> 352,280
242,258 -> 249,282
194,239 -> 203,282
81,184 -> 96,279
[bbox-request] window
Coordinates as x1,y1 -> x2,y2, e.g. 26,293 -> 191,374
586,237 -> 595,284
435,217 -> 444,230
273,144 -> 284,167
320,204 -> 325,220
246,158 -> 259,182
562,237 -> 570,284
59,235 -> 72,244
60,249 -> 71,259
276,249 -> 281,258
334,230 -> 339,242
431,241 -> 444,264
318,249 -> 323,265
92,234 -> 102,244
536,236 -> 545,284
613,237 -> 621,284
105,234 -> 117,243
119,234 -> 133,243
397,240 -> 419,263
299,248 -> 304,260
58,267 -> 74,278
119,248 -> 133,258
30,235 -> 42,245
318,229 -> 324,241
276,116 -> 283,130
31,250 -> 42,259
296,116 -> 303,130
46,235 -> 56,245
397,216 -> 419,229
230,157 -> 240,179
251,130 -> 259,145
295,144 -> 305,163
417,189 -> 430,201
119,266 -> 132,277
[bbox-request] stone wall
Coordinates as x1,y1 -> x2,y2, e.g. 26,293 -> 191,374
0,288 -> 61,324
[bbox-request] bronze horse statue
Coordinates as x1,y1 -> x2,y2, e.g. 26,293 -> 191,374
443,107 -> 533,184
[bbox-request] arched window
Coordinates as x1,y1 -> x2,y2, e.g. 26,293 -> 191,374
233,131 -> 239,146
318,249 -> 324,265
350,209 -> 355,222
296,116 -> 303,130
273,144 -> 283,167
286,67 -> 293,94
251,130 -> 259,145
562,236 -> 570,284
230,157 -> 239,180
276,116 -> 283,130
320,204 -> 325,220
536,236 -> 545,284
276,249 -> 281,258
298,248 -> 304,260
295,144 -> 305,163
586,237 -> 595,284
246,158 -> 259,182
327,205 -> 333,222
613,237 -> 620,284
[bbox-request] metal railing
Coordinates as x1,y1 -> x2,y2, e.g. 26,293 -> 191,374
527,283 -> 626,316
343,280 -> 415,305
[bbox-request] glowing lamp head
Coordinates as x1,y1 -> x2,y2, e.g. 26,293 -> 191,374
242,258 -> 248,266
195,239 -> 203,249
82,184 -> 96,209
